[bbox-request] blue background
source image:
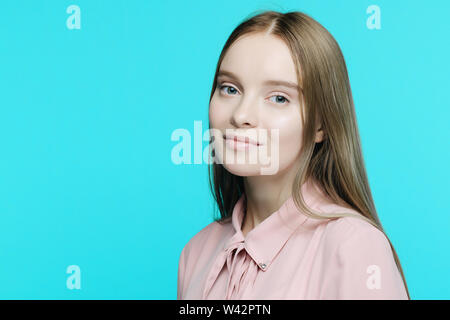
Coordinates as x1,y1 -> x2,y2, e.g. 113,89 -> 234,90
0,0 -> 448,299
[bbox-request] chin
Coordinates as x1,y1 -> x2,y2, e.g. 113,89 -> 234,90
222,163 -> 279,176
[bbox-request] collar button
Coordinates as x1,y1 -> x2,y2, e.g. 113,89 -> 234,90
259,263 -> 267,269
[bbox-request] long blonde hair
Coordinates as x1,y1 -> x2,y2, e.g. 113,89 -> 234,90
207,10 -> 410,299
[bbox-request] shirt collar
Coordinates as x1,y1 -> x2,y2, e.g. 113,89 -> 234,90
223,179 -> 328,272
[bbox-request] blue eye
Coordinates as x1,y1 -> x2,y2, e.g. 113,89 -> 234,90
218,84 -> 290,105
269,95 -> 290,104
219,85 -> 238,95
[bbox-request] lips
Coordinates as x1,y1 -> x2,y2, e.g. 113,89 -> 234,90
223,133 -> 262,146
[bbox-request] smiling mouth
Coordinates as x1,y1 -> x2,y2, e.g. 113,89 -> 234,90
222,133 -> 263,152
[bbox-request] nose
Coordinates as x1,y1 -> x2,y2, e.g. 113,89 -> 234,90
230,94 -> 258,128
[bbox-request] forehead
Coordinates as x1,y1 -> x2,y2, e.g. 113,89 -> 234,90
219,33 -> 298,84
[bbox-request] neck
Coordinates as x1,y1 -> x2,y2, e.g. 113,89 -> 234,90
241,164 -> 302,236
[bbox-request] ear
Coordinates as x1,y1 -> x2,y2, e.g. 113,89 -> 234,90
314,126 -> 325,143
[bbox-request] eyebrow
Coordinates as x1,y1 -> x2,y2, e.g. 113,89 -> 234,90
217,69 -> 302,91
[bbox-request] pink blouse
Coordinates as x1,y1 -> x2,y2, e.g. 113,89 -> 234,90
177,181 -> 409,300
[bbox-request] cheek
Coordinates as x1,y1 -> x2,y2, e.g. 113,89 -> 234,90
280,124 -> 303,154
267,114 -> 303,164
209,96 -> 229,128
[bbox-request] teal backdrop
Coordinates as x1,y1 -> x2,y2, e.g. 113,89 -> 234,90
0,0 -> 448,299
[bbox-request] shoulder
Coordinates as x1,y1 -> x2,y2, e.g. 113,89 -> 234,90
316,208 -> 408,299
313,203 -> 392,259
180,218 -> 232,260
314,200 -> 386,242
323,212 -> 394,266
327,213 -> 387,241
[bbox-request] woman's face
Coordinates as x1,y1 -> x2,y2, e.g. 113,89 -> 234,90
209,32 -> 306,177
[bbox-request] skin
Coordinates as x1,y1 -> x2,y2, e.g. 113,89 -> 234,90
209,32 -> 324,237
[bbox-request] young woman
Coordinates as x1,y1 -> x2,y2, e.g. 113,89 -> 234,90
177,10 -> 410,300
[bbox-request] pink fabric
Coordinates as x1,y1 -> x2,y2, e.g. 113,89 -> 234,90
177,181 -> 408,300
